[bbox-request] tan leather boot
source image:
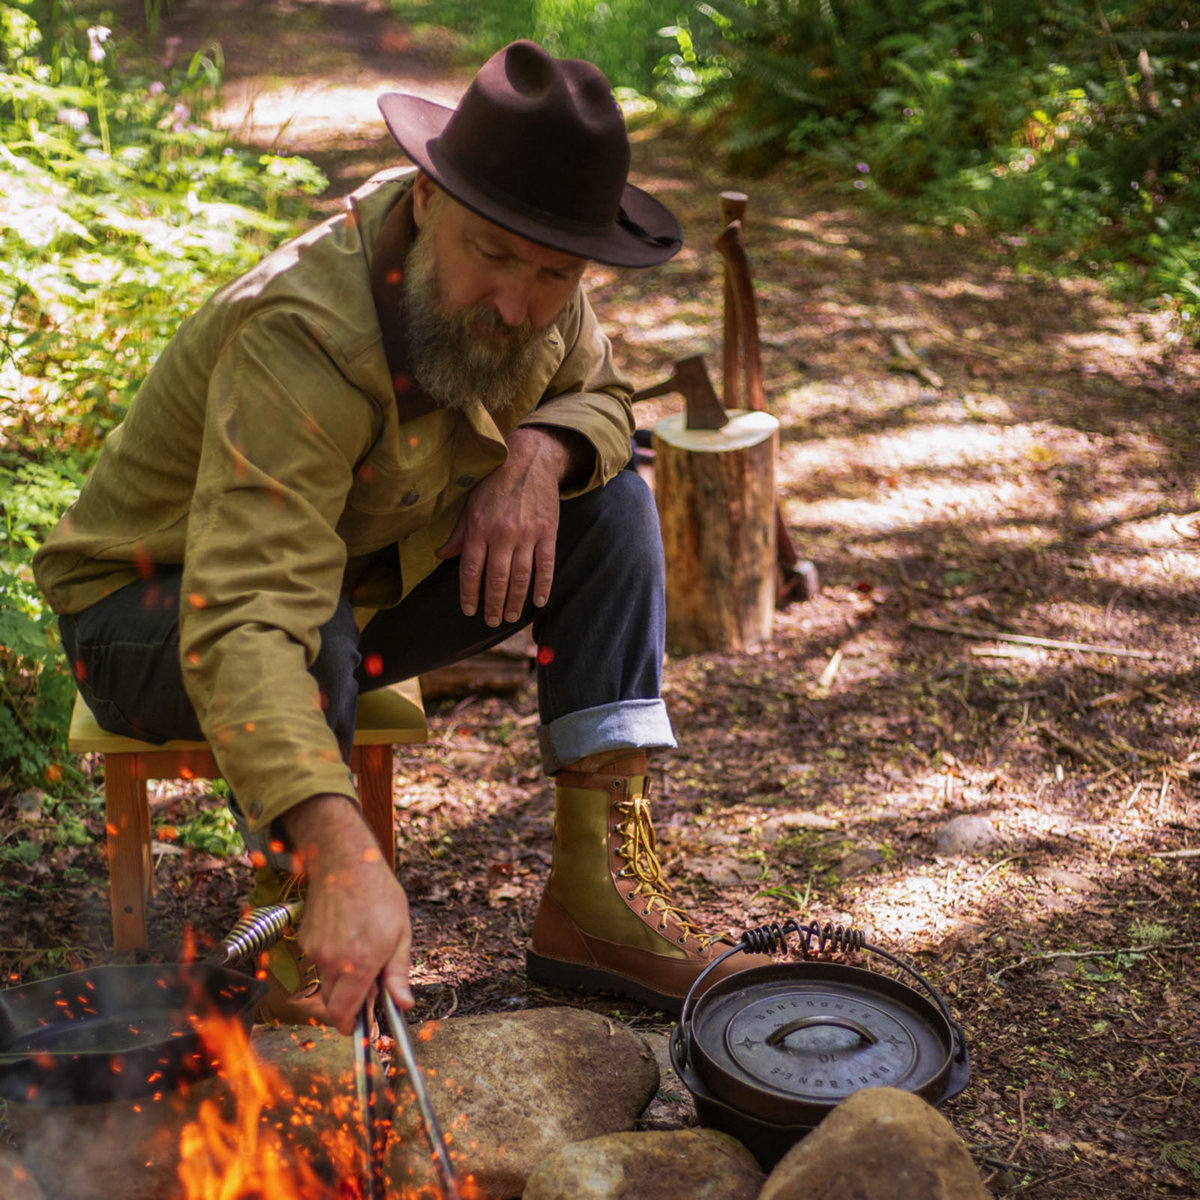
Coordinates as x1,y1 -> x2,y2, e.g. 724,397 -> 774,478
526,754 -> 770,1013
246,868 -> 332,1027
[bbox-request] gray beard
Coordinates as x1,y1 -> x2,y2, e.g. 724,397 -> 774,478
399,229 -> 543,414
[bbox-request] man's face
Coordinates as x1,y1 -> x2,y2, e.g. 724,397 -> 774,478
399,176 -> 588,413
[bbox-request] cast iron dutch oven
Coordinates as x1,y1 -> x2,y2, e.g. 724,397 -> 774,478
670,918 -> 971,1170
0,902 -> 296,1106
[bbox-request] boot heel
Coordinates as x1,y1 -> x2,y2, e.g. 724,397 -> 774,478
525,949 -> 679,1013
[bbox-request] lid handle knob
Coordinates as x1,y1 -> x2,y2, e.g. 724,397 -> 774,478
765,1015 -> 878,1052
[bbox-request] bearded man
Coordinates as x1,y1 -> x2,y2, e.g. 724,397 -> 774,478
34,41 -> 766,1035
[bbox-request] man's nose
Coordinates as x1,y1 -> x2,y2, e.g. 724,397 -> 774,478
491,273 -> 535,327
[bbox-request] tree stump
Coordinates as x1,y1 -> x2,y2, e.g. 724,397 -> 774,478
652,410 -> 778,655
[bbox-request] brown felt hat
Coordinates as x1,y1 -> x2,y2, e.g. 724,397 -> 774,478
377,40 -> 682,268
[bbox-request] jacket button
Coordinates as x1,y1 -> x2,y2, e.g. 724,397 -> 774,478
456,473 -> 475,488
402,490 -> 420,506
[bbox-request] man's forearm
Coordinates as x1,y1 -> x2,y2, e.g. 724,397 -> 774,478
513,424 -> 592,491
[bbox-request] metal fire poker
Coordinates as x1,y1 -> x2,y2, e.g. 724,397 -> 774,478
353,1001 -> 387,1200
381,991 -> 461,1200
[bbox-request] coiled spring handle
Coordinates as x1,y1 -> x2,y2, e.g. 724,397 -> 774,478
677,915 -> 967,1067
208,900 -> 303,968
739,918 -> 868,959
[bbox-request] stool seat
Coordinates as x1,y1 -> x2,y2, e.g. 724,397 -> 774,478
69,681 -> 427,951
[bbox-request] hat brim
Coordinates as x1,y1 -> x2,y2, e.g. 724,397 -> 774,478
378,92 -> 682,268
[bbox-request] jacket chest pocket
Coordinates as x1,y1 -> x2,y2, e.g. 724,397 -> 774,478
337,413 -> 454,548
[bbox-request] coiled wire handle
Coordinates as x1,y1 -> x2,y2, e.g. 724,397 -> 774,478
678,916 -> 967,1068
207,900 -> 304,968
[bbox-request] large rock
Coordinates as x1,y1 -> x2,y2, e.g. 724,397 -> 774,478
522,1128 -> 763,1200
758,1087 -> 991,1200
256,1007 -> 661,1199
391,1007 -> 660,1199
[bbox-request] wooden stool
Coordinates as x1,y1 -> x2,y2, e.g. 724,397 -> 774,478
68,681 -> 427,952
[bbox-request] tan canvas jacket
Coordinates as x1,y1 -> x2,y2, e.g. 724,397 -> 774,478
34,168 -> 634,827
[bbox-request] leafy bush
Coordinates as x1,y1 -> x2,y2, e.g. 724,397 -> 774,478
664,0 -> 1200,332
1,0 -> 326,792
386,0 -> 684,94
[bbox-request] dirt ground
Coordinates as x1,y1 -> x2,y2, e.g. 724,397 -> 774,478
3,2 -> 1199,1196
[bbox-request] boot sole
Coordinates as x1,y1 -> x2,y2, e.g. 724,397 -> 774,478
525,949 -> 685,1015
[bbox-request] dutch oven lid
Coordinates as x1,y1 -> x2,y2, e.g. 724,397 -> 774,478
686,961 -> 964,1126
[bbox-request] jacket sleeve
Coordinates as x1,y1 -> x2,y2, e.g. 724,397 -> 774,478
517,289 -> 634,495
179,309 -> 376,830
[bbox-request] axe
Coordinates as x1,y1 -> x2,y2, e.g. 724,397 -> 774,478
631,352 -> 729,431
715,194 -> 819,607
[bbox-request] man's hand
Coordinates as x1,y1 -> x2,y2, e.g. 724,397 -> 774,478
279,793 -> 412,1035
436,426 -> 585,626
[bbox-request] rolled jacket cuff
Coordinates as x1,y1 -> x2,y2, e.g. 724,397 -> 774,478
539,700 -> 677,775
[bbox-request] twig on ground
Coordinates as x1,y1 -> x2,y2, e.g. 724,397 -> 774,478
818,647 -> 843,689
990,941 -> 1200,981
1151,848 -> 1200,859
1035,723 -> 1120,773
1074,501 -> 1169,536
910,617 -> 1158,659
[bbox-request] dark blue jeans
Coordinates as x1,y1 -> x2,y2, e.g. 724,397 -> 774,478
59,470 -> 676,777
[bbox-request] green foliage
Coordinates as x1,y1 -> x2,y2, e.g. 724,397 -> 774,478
1,0 -> 326,791
385,0 -> 684,94
666,0 -> 1200,332
0,453 -> 82,790
169,804 -> 241,857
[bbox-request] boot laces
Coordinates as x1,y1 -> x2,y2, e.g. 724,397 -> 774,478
615,785 -> 712,945
267,872 -> 320,997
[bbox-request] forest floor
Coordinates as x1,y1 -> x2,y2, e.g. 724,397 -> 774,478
3,2 -> 1200,1197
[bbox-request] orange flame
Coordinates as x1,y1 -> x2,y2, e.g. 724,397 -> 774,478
175,1014 -> 365,1200
172,1011 -> 482,1200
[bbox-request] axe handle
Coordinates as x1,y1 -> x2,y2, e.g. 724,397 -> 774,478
715,221 -> 766,413
716,215 -> 801,574
630,377 -> 680,403
719,192 -> 748,410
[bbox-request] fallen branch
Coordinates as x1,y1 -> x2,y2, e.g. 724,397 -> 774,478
991,940 -> 1200,981
1149,848 -> 1200,860
909,617 -> 1158,660
886,332 -> 943,388
1035,723 -> 1120,772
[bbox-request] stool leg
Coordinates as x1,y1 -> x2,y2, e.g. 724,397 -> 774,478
105,753 -> 152,952
357,743 -> 396,871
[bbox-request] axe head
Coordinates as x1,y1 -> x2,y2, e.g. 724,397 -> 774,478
675,354 -> 729,430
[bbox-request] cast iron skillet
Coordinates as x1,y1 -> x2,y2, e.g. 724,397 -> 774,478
0,902 -> 296,1105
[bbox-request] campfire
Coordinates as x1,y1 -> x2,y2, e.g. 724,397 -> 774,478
176,1011 -> 363,1199
173,1008 -> 477,1200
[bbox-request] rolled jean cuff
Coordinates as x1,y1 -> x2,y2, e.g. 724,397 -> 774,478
539,700 -> 677,775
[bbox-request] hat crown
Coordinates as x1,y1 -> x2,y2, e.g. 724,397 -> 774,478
432,40 -> 631,236
376,41 -> 681,266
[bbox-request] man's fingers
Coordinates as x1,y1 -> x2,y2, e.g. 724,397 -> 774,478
323,968 -> 369,1036
457,547 -> 487,618
482,547 -> 514,627
504,546 -> 536,623
532,536 -> 555,608
381,962 -> 414,1011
